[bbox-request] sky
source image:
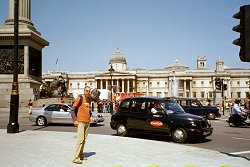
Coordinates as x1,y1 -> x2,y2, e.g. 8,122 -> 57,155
0,0 -> 250,72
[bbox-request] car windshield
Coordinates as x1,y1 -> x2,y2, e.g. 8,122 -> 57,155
163,100 -> 185,114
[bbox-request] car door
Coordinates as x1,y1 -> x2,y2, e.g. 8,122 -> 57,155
53,104 -> 73,124
43,104 -> 59,123
143,100 -> 171,134
127,99 -> 148,132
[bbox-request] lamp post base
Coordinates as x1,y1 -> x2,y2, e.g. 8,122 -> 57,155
7,123 -> 19,133
7,93 -> 20,133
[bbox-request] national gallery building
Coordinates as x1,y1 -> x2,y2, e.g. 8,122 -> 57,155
43,48 -> 250,103
0,1 -> 249,107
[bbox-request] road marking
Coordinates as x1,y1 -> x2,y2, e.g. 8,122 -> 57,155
230,150 -> 250,155
232,137 -> 250,141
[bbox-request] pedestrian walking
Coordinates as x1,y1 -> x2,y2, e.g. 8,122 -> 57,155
71,86 -> 92,164
103,101 -> 107,113
28,99 -> 33,114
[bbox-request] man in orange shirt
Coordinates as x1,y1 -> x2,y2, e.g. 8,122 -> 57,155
72,86 -> 92,164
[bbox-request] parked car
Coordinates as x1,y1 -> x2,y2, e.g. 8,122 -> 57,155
29,103 -> 104,126
172,98 -> 221,120
110,97 -> 213,143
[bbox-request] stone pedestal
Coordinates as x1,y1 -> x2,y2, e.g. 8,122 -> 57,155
0,0 -> 49,107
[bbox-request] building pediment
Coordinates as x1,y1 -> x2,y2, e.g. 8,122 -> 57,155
165,60 -> 189,72
95,71 -> 135,79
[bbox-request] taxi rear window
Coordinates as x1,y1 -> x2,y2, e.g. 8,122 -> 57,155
118,99 -> 130,113
131,100 -> 147,113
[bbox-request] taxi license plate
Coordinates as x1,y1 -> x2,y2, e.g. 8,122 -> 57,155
203,131 -> 211,135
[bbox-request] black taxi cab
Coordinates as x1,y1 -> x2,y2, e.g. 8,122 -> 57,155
110,97 -> 213,143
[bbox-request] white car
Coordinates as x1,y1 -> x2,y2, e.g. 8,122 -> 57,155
29,103 -> 104,126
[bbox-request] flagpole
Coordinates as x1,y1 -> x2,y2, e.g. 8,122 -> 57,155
56,58 -> 58,71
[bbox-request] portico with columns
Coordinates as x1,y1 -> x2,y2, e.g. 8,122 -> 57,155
96,73 -> 136,93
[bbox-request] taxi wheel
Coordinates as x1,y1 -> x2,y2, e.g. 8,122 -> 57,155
36,116 -> 47,126
207,113 -> 216,120
116,123 -> 128,137
171,127 -> 188,143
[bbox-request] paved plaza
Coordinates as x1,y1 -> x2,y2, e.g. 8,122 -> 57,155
0,129 -> 249,167
0,108 -> 249,167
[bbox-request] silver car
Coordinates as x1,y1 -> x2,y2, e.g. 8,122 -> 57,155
29,103 -> 104,126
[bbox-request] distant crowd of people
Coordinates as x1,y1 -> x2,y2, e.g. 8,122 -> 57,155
97,99 -> 120,113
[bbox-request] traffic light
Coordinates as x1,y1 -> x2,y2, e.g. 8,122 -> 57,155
215,77 -> 222,90
223,84 -> 227,91
232,5 -> 250,62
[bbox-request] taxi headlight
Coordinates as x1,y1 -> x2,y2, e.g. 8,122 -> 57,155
207,120 -> 211,127
190,121 -> 197,127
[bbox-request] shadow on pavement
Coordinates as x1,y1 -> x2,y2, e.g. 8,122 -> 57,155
83,151 -> 96,158
30,125 -> 48,131
220,152 -> 250,162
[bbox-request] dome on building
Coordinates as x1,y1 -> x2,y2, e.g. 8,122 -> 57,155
109,48 -> 127,64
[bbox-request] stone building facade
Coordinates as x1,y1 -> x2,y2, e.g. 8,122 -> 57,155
43,48 -> 250,104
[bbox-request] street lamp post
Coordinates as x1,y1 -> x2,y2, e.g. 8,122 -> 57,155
7,0 -> 19,133
109,65 -> 115,114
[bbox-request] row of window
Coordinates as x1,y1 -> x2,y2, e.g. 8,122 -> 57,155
69,82 -> 93,89
137,80 -> 249,87
145,91 -> 249,99
69,80 -> 249,89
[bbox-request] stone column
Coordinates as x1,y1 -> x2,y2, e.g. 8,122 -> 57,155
190,80 -> 193,97
122,79 -> 124,92
184,80 -> 187,97
100,79 -> 103,89
117,79 -> 120,92
133,80 -> 135,92
127,80 -> 129,92
7,0 -> 14,21
168,79 -> 172,97
24,45 -> 29,76
105,80 -> 108,89
6,0 -> 33,26
20,0 -> 31,19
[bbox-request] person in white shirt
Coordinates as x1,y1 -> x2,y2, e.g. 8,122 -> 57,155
231,99 -> 247,121
151,102 -> 164,114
